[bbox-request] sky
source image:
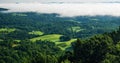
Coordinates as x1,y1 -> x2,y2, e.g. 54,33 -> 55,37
0,0 -> 120,3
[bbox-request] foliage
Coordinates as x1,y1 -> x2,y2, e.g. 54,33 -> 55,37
0,40 -> 62,63
63,28 -> 120,63
0,10 -> 120,63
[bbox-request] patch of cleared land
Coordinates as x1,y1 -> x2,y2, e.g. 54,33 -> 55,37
0,28 -> 16,33
0,39 -> 3,41
30,34 -> 62,42
56,39 -> 77,50
68,26 -> 84,33
30,33 -> 77,50
66,20 -> 81,23
29,31 -> 44,36
90,18 -> 99,21
14,40 -> 21,42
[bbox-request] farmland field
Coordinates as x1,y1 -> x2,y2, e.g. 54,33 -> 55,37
28,31 -> 44,36
0,28 -> 16,33
30,34 -> 62,42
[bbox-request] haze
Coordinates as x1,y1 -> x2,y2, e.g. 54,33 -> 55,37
0,3 -> 120,17
0,0 -> 120,3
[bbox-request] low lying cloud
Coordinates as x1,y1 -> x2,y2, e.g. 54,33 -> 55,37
0,3 -> 120,17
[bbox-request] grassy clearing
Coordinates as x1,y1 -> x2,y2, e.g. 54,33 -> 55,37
68,26 -> 84,33
66,20 -> 81,23
0,39 -> 3,41
29,31 -> 44,36
30,34 -> 76,50
12,44 -> 20,47
12,13 -> 27,16
90,18 -> 99,21
30,34 -> 62,42
0,28 -> 16,33
14,40 -> 21,42
56,39 -> 77,50
72,27 -> 81,32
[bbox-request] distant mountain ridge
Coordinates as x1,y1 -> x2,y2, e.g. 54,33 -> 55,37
0,8 -> 9,11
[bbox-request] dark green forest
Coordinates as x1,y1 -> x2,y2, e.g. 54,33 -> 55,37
0,8 -> 120,63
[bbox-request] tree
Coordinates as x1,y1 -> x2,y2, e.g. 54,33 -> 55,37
60,35 -> 71,42
72,35 -> 113,63
72,38 -> 83,63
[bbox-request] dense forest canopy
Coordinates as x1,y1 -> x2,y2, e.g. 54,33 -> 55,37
0,8 -> 120,63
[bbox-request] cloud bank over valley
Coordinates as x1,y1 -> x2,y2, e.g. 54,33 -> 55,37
0,3 -> 120,17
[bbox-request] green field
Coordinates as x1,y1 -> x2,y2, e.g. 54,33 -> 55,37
68,26 -> 84,33
28,31 -> 44,36
30,34 -> 62,42
0,39 -> 3,41
66,20 -> 81,23
30,34 -> 76,50
56,39 -> 77,50
14,40 -> 21,42
90,18 -> 99,21
0,28 -> 16,33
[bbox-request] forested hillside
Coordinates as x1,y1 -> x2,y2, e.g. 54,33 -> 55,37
0,8 -> 120,63
65,28 -> 120,63
0,11 -> 120,39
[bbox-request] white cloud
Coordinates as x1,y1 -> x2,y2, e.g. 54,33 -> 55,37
0,0 -> 120,3
0,3 -> 120,17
